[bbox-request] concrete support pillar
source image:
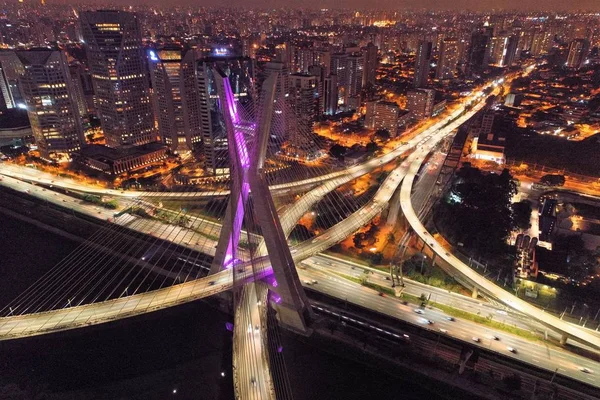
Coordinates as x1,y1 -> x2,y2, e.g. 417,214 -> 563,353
471,286 -> 478,299
560,334 -> 568,346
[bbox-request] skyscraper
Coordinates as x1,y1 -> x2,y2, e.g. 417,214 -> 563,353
0,51 -> 25,109
289,73 -> 318,147
486,34 -> 510,67
530,30 -> 552,57
0,63 -> 14,110
436,38 -> 459,80
566,39 -> 590,69
363,42 -> 378,87
149,47 -> 202,153
197,52 -> 255,175
330,52 -> 347,106
323,74 -> 338,116
344,52 -> 363,110
467,28 -> 492,74
262,61 -> 289,146
80,10 -> 155,148
15,49 -> 84,160
413,40 -> 432,88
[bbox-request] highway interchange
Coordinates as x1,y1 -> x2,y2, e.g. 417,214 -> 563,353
1,67 -> 599,391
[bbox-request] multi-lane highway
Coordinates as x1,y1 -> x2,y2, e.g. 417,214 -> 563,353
399,109 -> 600,352
296,259 -> 600,387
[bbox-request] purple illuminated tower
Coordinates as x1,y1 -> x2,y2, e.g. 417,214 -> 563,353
210,69 -> 312,333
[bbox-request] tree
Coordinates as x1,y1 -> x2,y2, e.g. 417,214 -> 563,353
512,200 -> 532,231
436,166 -> 517,259
369,252 -> 383,266
329,144 -> 347,160
353,232 -> 365,249
540,174 -> 565,187
366,141 -> 379,153
374,129 -> 391,142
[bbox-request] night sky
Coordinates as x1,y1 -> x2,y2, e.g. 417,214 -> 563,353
66,0 -> 600,11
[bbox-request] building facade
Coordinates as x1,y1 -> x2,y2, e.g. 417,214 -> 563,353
413,40 -> 432,88
149,47 -> 202,153
365,100 -> 400,136
80,10 -> 155,148
436,38 -> 459,80
566,39 -> 590,69
407,89 -> 435,120
15,49 -> 84,161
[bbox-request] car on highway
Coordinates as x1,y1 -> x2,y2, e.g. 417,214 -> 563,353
208,281 -> 216,286
507,347 -> 517,353
311,280 -> 318,284
439,328 -> 448,333
472,337 -> 481,343
445,316 -> 455,321
303,280 -> 312,286
490,335 -> 500,341
426,320 -> 434,325
413,309 -> 424,314
378,292 -> 385,297
578,367 -> 592,374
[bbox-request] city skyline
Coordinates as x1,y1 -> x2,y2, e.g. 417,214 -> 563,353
46,0 -> 600,11
0,3 -> 599,400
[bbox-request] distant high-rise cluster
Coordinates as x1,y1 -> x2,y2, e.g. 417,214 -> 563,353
0,5 -> 597,170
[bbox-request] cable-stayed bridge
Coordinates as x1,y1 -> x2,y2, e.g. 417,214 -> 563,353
2,64 -> 599,399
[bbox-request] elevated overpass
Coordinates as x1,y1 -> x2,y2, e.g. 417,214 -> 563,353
399,117 -> 600,352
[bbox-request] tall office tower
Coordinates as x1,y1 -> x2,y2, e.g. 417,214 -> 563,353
363,42 -> 378,87
197,52 -> 255,175
486,34 -> 511,67
80,10 -> 154,148
504,35 -> 519,67
413,40 -> 432,88
515,30 -> 533,59
308,65 -> 324,115
149,47 -> 202,153
68,64 -> 90,127
289,73 -> 318,147
566,39 -> 590,69
330,52 -> 347,105
0,51 -> 25,108
313,48 -> 331,76
467,28 -> 492,74
407,88 -> 435,120
344,52 -> 363,110
15,49 -> 84,160
365,100 -> 400,136
0,63 -> 14,110
262,61 -> 289,148
530,30 -> 552,57
296,47 -> 313,73
323,74 -> 338,116
436,38 -> 459,80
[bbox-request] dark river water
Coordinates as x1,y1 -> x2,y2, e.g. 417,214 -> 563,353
0,213 -> 454,400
